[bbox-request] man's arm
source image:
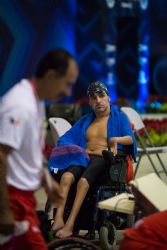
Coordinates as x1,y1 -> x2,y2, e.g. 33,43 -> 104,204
119,111 -> 137,161
42,169 -> 63,208
110,136 -> 133,145
109,136 -> 133,156
0,144 -> 14,235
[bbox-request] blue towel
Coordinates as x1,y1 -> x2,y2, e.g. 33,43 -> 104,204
57,105 -> 137,161
48,144 -> 89,173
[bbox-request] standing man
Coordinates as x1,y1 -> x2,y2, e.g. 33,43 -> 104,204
0,48 -> 79,249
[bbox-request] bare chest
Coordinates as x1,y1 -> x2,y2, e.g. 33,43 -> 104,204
86,117 -> 108,141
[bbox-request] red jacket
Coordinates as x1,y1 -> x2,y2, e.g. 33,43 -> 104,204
120,210 -> 167,250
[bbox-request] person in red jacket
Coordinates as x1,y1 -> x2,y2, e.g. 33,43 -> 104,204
119,210 -> 167,250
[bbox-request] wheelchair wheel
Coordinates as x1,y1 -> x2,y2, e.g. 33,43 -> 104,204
48,237 -> 100,250
126,214 -> 135,228
99,221 -> 117,250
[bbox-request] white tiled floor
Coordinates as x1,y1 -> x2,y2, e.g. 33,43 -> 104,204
134,153 -> 167,184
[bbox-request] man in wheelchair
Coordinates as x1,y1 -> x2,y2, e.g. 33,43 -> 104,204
48,81 -> 137,239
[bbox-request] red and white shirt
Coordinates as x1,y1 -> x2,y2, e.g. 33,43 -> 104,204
0,79 -> 46,190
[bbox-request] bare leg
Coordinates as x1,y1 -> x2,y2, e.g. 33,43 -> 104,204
56,177 -> 89,238
52,172 -> 75,232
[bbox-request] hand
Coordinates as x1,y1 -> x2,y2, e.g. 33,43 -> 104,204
42,169 -> 63,208
109,137 -> 118,156
0,220 -> 29,245
46,179 -> 63,208
0,145 -> 14,236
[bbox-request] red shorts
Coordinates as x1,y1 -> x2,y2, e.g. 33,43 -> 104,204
0,186 -> 48,250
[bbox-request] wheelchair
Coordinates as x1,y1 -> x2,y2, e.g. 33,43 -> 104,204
44,151 -> 135,250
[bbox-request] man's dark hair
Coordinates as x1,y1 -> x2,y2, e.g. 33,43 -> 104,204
35,48 -> 74,78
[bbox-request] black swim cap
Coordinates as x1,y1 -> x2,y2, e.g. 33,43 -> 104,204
87,81 -> 109,97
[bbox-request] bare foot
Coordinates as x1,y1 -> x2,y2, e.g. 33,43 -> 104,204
56,224 -> 73,238
51,217 -> 64,233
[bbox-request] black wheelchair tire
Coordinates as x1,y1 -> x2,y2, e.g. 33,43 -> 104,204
48,237 -> 100,250
126,214 -> 135,228
99,222 -> 117,250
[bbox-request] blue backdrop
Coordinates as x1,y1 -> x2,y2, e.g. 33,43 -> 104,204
0,0 -> 167,103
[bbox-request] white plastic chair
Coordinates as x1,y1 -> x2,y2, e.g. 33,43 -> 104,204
48,117 -> 72,145
121,107 -> 167,178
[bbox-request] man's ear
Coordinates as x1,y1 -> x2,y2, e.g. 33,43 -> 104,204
44,70 -> 56,81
